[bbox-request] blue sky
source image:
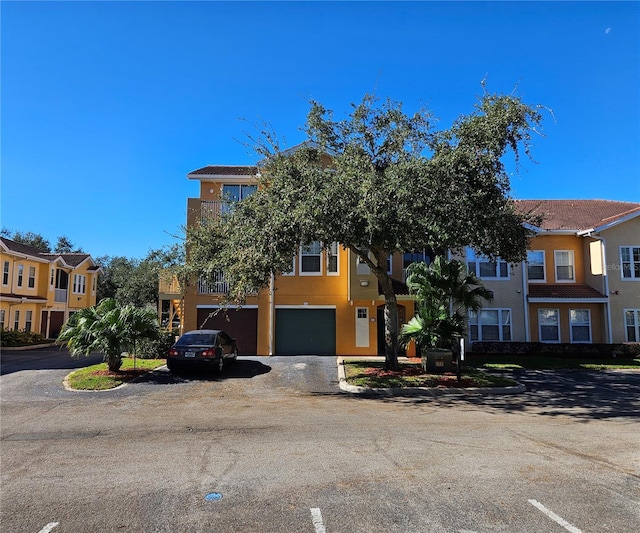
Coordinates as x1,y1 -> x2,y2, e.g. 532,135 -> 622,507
2,1 -> 639,259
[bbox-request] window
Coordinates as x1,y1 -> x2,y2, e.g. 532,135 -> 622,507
92,275 -> 97,294
554,250 -> 575,282
402,251 -> 430,281
0,309 -> 5,328
14,310 -> 20,331
327,242 -> 339,275
25,310 -> 33,333
300,241 -> 322,275
466,249 -> 509,279
468,309 -> 511,342
620,246 -> 640,279
539,309 -> 560,343
2,261 -> 9,285
73,274 -> 87,294
50,268 -> 55,287
527,251 -> 545,281
625,309 -> 640,342
28,266 -> 36,288
569,309 -> 591,343
356,250 -> 371,275
17,264 -> 24,287
221,184 -> 257,214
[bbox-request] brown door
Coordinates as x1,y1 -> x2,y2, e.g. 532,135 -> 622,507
196,308 -> 258,355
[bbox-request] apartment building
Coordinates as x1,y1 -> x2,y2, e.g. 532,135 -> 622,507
0,237 -> 101,338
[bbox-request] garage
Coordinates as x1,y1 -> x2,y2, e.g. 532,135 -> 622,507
196,307 -> 258,355
275,308 -> 336,355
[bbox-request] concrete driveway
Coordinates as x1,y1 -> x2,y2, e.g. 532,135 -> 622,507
1,348 -> 639,532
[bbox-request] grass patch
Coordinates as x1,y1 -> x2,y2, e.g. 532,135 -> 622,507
467,354 -> 640,370
343,361 -> 516,389
67,357 -> 166,390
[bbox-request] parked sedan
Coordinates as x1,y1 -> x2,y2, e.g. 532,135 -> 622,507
167,329 -> 238,374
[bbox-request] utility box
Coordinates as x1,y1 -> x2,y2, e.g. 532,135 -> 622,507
422,349 -> 453,373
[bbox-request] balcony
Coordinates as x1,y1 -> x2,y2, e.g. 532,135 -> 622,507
201,200 -> 231,222
54,289 -> 67,303
198,271 -> 229,294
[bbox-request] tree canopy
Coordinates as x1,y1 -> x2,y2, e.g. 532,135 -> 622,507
188,92 -> 544,369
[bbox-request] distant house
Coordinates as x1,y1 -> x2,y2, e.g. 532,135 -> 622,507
0,237 -> 101,338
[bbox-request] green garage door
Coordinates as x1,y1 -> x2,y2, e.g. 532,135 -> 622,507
275,308 -> 336,355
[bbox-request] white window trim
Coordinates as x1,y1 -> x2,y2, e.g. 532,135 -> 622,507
624,309 -> 640,342
27,266 -> 36,290
2,261 -> 9,286
468,308 -> 512,342
299,242 -> 323,276
619,245 -> 640,281
73,274 -> 87,294
554,250 -> 575,283
569,308 -> 592,344
527,250 -> 546,283
538,308 -> 561,343
16,263 -> 24,288
466,248 -> 510,280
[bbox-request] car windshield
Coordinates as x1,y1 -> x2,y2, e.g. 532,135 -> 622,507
176,334 -> 216,347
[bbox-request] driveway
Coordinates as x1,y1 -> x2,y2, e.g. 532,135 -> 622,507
1,349 -> 639,532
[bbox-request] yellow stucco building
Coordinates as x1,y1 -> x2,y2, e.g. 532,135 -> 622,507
1,237 -> 101,339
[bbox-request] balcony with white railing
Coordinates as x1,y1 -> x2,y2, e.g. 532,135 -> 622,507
200,200 -> 234,222
198,271 -> 229,295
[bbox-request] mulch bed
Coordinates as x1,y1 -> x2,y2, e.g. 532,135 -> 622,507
90,369 -> 149,378
361,363 -> 479,388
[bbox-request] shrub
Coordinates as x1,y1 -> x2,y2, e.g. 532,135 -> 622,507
133,330 -> 176,359
1,328 -> 46,347
470,341 -> 640,357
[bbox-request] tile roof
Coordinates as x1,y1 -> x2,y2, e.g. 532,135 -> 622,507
40,253 -> 92,267
189,165 -> 257,176
528,284 -> 606,299
1,237 -> 45,256
514,200 -> 640,231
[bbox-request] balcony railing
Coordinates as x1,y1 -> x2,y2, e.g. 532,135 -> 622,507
201,200 -> 235,222
198,272 -> 229,294
54,289 -> 67,303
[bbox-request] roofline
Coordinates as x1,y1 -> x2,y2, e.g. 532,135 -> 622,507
591,207 -> 640,234
528,297 -> 609,303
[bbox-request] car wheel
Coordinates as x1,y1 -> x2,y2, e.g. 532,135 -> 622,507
167,359 -> 181,373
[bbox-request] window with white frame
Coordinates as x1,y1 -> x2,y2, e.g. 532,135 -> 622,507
539,308 -> 560,343
468,309 -> 512,342
402,251 -> 430,282
0,309 -> 5,328
92,275 -> 97,294
300,241 -> 322,275
620,246 -> 640,280
17,264 -> 24,287
73,274 -> 87,294
554,250 -> 575,282
50,268 -> 55,287
356,250 -> 370,275
569,309 -> 591,343
466,248 -> 509,279
327,242 -> 339,275
13,310 -> 20,330
281,256 -> 295,276
25,310 -> 33,333
624,309 -> 640,342
28,266 -> 36,288
527,250 -> 545,281
2,261 -> 9,285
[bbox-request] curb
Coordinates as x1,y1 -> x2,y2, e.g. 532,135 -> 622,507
337,357 -> 527,396
2,343 -> 57,352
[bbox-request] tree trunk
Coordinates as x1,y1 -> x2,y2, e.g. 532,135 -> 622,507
373,254 -> 400,371
106,354 -> 123,372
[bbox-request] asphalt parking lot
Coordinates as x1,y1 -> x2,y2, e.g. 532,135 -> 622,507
1,347 -> 639,532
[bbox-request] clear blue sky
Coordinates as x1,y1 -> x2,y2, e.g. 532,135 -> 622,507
2,1 -> 639,259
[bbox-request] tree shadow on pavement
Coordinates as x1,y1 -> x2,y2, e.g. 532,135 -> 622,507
329,369 -> 640,421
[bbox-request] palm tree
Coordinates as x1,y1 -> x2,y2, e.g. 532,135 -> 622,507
400,256 -> 493,353
57,298 -> 159,372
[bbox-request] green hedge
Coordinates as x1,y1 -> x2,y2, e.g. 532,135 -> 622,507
1,328 -> 47,347
470,341 -> 640,357
132,330 -> 177,359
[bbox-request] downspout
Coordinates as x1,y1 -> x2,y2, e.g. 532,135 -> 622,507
521,262 -> 530,341
268,272 -> 275,356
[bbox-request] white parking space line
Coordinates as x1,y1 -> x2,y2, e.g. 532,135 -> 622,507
37,523 -> 59,533
310,507 -> 326,533
528,499 -> 582,533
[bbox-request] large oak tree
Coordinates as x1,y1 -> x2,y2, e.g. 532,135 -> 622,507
188,92 -> 544,369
